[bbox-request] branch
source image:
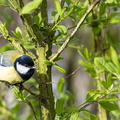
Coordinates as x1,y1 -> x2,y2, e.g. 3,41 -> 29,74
49,0 -> 101,62
66,50 -> 101,78
78,90 -> 114,112
27,100 -> 38,120
24,87 -> 38,97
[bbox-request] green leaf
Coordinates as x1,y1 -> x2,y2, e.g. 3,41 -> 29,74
90,114 -> 98,120
94,57 -> 106,70
0,22 -> 9,38
110,18 -> 120,24
99,101 -> 118,111
78,46 -> 90,59
0,44 -> 13,52
78,50 -> 85,58
54,56 -> 64,62
100,80 -> 108,89
65,0 -> 71,6
99,1 -> 106,16
78,7 -> 87,19
54,0 -> 62,16
69,109 -> 79,120
69,38 -> 80,43
66,90 -> 74,104
100,73 -> 113,90
84,47 -> 89,59
86,90 -> 101,102
21,0 -> 43,14
55,65 -> 66,73
0,4 -> 10,7
105,62 -> 119,74
56,98 -> 64,115
8,37 -> 20,41
105,0 -> 117,4
92,27 -> 101,35
57,77 -> 65,94
44,60 -> 53,66
110,46 -> 120,67
106,73 -> 112,89
12,87 -> 30,102
15,27 -> 22,38
100,96 -> 118,102
108,12 -> 120,20
33,14 -> 42,26
52,11 -> 59,21
56,25 -> 67,34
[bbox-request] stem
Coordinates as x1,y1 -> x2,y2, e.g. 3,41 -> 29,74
97,73 -> 107,120
27,101 -> 38,120
91,1 -> 107,119
37,46 -> 55,120
41,0 -> 48,26
66,51 -> 100,78
24,87 -> 38,97
49,0 -> 101,62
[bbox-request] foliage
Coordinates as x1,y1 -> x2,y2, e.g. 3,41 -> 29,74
0,0 -> 120,120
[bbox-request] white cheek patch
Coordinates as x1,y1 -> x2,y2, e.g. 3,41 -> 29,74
16,62 -> 30,74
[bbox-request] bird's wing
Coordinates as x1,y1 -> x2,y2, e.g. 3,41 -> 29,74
0,50 -> 23,67
0,53 -> 6,66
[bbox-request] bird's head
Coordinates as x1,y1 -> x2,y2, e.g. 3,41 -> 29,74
14,55 -> 36,80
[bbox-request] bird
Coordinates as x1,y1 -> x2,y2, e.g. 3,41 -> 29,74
0,50 -> 36,90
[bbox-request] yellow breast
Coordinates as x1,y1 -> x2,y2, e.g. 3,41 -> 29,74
0,66 -> 24,84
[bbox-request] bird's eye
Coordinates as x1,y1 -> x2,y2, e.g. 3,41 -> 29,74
24,64 -> 29,67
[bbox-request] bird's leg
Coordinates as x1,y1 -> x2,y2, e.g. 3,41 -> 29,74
5,83 -> 14,89
19,83 -> 24,91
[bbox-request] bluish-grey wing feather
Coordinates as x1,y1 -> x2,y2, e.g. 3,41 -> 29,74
0,53 -> 5,66
0,53 -> 12,67
0,50 -> 23,67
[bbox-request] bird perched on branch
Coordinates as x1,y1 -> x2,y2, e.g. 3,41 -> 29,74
0,50 -> 36,90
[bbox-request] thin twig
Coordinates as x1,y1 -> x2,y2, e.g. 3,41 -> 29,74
66,51 -> 100,78
24,87 -> 38,97
27,100 -> 38,120
65,90 -> 113,120
49,0 -> 101,62
42,51 -> 100,84
78,90 -> 113,111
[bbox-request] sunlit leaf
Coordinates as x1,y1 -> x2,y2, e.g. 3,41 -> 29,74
86,90 -> 101,102
21,0 -> 43,14
110,46 -> 120,67
69,109 -> 79,120
106,73 -> 112,88
110,17 -> 120,24
57,25 -> 67,34
54,56 -> 64,62
94,57 -> 106,70
57,77 -> 65,94
100,96 -> 118,102
105,62 -> 119,74
14,27 -> 22,38
54,0 -> 62,16
90,114 -> 98,120
44,60 -> 53,66
55,65 -> 66,73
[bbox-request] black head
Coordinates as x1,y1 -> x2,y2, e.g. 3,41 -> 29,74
14,55 -> 35,80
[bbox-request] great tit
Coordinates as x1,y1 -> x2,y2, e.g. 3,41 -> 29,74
0,50 -> 36,90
